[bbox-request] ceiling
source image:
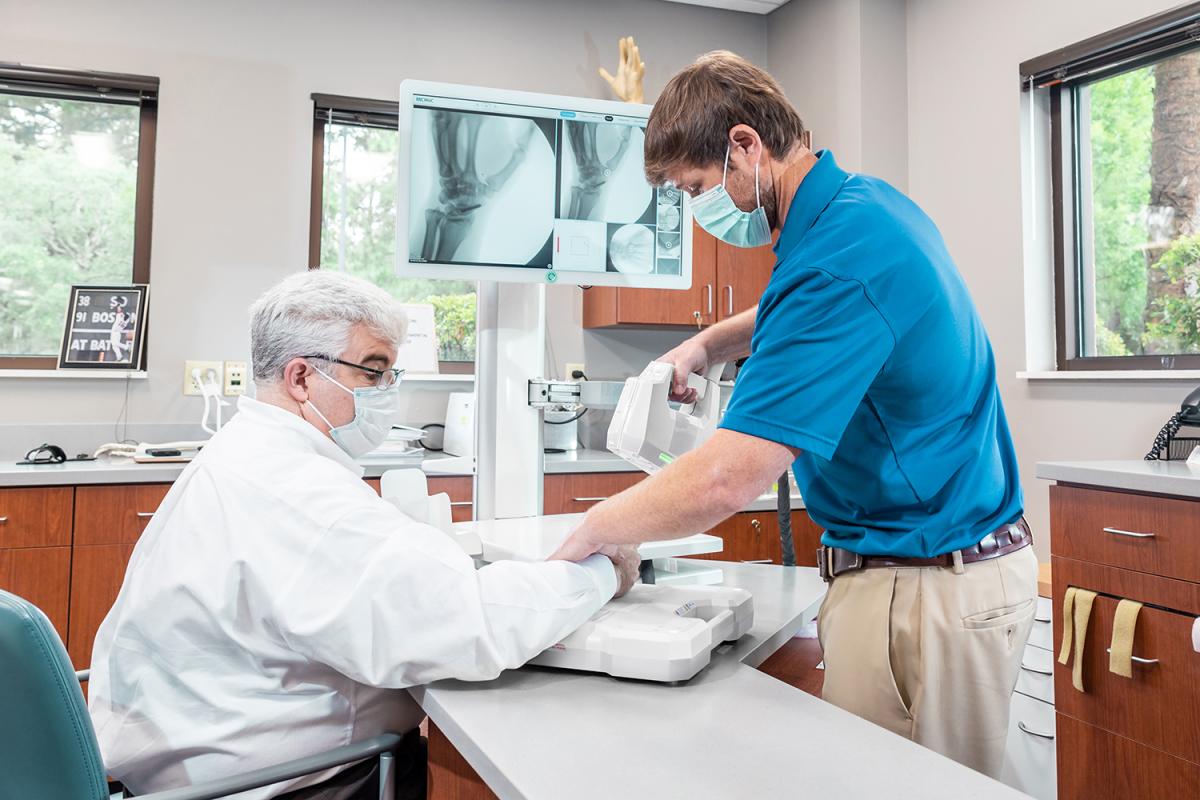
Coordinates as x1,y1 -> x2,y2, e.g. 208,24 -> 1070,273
662,0 -> 790,14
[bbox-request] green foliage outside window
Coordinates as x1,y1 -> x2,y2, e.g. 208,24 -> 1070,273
0,95 -> 139,357
320,123 -> 476,363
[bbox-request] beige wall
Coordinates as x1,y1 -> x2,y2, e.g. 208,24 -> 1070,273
0,0 -> 767,455
905,0 -> 1185,558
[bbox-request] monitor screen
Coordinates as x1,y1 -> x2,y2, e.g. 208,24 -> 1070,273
397,80 -> 691,289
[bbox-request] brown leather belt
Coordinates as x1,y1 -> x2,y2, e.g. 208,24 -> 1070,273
818,518 -> 1032,583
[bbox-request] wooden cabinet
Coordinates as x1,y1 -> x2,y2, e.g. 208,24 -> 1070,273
690,509 -> 823,566
67,484 -> 171,668
366,475 -> 475,522
583,225 -> 777,329
543,472 -> 643,516
1049,482 -> 1200,800
0,486 -> 74,642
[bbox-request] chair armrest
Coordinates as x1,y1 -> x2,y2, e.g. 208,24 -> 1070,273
76,669 -> 90,683
132,732 -> 405,800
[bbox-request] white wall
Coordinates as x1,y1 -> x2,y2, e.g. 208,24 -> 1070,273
0,0 -> 767,456
767,0 -> 908,190
904,0 -> 1185,558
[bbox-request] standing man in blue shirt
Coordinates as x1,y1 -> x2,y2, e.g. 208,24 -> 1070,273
552,51 -> 1037,778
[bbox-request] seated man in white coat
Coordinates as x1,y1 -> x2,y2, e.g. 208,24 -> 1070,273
88,270 -> 639,800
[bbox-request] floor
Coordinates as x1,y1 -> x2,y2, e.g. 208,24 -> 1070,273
756,635 -> 824,698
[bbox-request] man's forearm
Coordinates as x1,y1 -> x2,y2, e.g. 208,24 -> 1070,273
698,306 -> 757,363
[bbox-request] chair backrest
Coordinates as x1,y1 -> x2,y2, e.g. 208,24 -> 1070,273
0,589 -> 108,800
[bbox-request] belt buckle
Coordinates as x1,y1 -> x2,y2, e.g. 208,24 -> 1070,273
819,546 -> 863,582
818,546 -> 831,582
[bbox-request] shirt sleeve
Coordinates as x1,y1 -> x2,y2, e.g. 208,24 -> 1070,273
273,505 -> 617,688
719,266 -> 895,460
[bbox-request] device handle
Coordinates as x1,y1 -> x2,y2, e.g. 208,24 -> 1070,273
679,362 -> 727,416
704,608 -> 736,645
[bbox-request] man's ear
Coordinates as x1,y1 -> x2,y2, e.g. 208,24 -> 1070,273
280,358 -> 313,404
727,124 -> 763,168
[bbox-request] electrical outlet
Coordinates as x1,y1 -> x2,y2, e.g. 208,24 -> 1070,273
565,362 -> 586,380
224,361 -> 248,396
183,360 -> 223,396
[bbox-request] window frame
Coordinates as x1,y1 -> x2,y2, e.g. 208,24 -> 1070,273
0,63 -> 158,371
308,93 -> 475,373
1024,3 -> 1200,371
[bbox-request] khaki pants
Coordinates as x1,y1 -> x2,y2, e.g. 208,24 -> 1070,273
817,542 -> 1038,778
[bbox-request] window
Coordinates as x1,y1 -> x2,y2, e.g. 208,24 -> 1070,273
0,64 -> 157,370
309,94 -> 475,370
1024,4 -> 1200,370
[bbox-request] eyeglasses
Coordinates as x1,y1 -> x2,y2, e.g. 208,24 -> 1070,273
301,355 -> 405,389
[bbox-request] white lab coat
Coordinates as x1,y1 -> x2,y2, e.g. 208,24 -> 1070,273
89,396 -> 616,798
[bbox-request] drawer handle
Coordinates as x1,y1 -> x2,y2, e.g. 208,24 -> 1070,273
742,559 -> 772,564
1020,660 -> 1053,676
0,516 -> 7,524
1102,527 -> 1156,539
1105,647 -> 1159,666
1034,613 -> 1051,623
571,497 -> 609,503
449,501 -> 473,507
1017,721 -> 1055,740
136,512 -> 155,519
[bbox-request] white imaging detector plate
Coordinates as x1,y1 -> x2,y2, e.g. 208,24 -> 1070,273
529,583 -> 754,682
455,513 -> 723,563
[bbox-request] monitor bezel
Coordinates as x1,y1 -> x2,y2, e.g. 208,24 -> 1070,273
397,78 -> 692,290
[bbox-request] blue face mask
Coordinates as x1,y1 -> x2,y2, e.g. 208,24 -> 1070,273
689,146 -> 772,248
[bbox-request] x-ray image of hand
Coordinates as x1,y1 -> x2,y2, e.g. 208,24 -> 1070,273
420,110 -> 537,262
564,120 -> 632,220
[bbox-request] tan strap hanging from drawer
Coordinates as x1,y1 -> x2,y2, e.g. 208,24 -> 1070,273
1108,599 -> 1143,678
1057,586 -> 1097,692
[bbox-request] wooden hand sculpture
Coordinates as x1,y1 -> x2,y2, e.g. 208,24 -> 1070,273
599,35 -> 645,104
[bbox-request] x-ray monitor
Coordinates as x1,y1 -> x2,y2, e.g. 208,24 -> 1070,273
398,79 -> 691,289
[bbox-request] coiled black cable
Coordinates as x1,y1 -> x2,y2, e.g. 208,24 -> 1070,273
777,470 -> 795,567
1145,413 -> 1182,461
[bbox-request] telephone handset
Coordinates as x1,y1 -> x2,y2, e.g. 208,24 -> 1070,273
1145,385 -> 1200,460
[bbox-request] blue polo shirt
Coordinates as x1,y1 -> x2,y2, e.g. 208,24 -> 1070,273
718,151 -> 1022,558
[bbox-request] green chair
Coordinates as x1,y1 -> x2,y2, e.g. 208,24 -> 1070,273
0,589 -> 405,800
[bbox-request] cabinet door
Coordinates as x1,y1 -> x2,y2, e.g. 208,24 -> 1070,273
583,224 -> 717,328
68,543 -> 136,668
1056,714 -> 1199,800
692,510 -> 820,565
0,546 -> 71,644
73,484 -> 172,546
543,473 -> 643,516
715,233 -> 777,320
0,486 -> 73,548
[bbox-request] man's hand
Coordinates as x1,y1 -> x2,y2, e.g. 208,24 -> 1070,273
601,544 -> 641,598
659,335 -> 711,403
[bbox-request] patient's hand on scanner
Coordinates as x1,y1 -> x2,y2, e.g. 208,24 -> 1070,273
600,544 -> 641,598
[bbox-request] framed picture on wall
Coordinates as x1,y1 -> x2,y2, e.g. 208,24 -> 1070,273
58,284 -> 149,370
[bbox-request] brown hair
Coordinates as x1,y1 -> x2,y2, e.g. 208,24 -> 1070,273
644,51 -> 805,185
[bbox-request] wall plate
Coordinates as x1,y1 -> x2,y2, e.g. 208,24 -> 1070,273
183,360 -> 223,396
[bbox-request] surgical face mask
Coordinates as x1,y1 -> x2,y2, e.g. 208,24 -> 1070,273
689,146 -> 773,248
305,367 -> 403,459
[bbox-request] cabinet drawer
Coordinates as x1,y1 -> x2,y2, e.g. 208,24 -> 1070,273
1001,691 -> 1056,800
0,545 -> 71,643
1056,714 -> 1200,800
1054,592 -> 1200,763
1050,485 -> 1200,583
1015,643 -> 1055,705
428,477 -> 474,522
543,473 -> 642,516
1028,595 -> 1054,651
73,484 -> 173,546
0,487 -> 73,548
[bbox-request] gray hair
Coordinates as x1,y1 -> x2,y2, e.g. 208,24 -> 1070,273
249,270 -> 408,383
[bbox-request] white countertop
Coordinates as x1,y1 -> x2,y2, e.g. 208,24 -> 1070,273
1036,459 -> 1200,499
409,562 -> 1025,800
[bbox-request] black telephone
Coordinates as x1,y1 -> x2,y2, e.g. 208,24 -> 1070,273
1145,385 -> 1200,460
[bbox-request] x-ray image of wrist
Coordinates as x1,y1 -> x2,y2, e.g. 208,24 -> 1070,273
607,223 -> 655,274
408,107 -> 556,265
559,122 -> 651,223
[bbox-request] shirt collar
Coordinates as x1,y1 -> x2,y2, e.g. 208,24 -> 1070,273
235,395 -> 365,477
775,149 -> 849,259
